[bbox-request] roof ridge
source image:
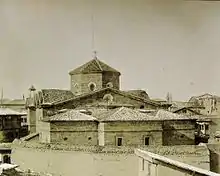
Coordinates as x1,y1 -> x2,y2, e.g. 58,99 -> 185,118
108,107 -> 124,119
51,88 -> 161,107
94,58 -> 103,71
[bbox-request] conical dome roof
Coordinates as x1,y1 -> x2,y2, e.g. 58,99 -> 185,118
69,58 -> 121,75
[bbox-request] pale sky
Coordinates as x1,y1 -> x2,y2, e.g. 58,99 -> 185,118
0,0 -> 220,101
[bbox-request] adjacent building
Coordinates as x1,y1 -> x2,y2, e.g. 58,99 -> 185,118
0,108 -> 26,142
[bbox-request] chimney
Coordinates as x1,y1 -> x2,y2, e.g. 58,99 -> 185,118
28,85 -> 36,107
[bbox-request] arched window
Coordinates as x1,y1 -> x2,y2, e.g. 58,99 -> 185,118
88,82 -> 96,91
103,94 -> 114,102
106,82 -> 113,88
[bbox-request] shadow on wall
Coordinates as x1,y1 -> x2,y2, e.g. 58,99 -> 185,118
162,123 -> 195,146
208,144 -> 220,173
210,151 -> 220,173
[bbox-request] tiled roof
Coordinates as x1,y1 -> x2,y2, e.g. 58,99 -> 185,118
43,109 -> 98,122
52,87 -> 161,107
155,109 -> 197,120
99,107 -> 196,122
124,90 -> 149,99
69,58 -> 121,75
0,108 -> 27,116
189,93 -> 220,102
100,107 -> 153,122
40,89 -> 75,104
172,107 -> 202,115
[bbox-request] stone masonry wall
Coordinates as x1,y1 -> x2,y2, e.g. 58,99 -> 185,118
70,73 -> 102,95
49,121 -> 98,145
39,121 -> 50,143
162,120 -> 196,145
27,108 -> 36,133
104,121 -> 163,146
208,144 -> 220,173
102,72 -> 120,90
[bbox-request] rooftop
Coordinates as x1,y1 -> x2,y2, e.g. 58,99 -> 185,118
39,89 -> 75,104
1,99 -> 25,105
97,107 -> 196,122
189,93 -> 220,102
43,109 -> 98,122
0,108 -> 27,116
69,58 -> 121,75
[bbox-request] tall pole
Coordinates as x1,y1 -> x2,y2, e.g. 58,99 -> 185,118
1,88 -> 3,107
91,0 -> 97,57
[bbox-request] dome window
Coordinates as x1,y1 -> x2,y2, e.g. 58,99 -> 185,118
88,82 -> 96,91
106,82 -> 113,88
103,94 -> 114,102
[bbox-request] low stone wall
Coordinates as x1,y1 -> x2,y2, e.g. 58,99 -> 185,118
208,144 -> 220,173
10,140 -> 211,176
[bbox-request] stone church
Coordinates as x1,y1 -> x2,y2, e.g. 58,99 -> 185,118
25,57 -> 199,147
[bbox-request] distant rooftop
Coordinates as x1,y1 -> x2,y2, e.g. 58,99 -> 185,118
189,93 -> 220,102
0,108 -> 27,116
1,99 -> 25,105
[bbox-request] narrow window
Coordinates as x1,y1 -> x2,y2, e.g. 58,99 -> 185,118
90,84 -> 95,91
88,82 -> 96,91
144,137 -> 149,145
200,125 -> 204,130
205,124 -> 209,130
117,137 -> 123,146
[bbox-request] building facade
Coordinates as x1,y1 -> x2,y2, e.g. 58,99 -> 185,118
25,58 -> 201,147
0,108 -> 26,142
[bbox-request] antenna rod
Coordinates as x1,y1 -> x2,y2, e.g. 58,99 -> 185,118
1,88 -> 3,107
91,0 -> 96,55
91,11 -> 95,51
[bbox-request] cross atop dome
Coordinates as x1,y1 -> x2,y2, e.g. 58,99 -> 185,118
92,50 -> 98,59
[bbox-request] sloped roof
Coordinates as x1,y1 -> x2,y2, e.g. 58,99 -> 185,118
155,109 -> 197,120
69,58 -> 121,75
40,89 -> 75,104
0,108 -> 27,116
152,98 -> 167,102
171,101 -> 203,111
189,93 -> 220,102
172,107 -> 202,115
52,87 -> 161,107
100,107 -> 196,122
124,90 -> 149,99
43,109 -> 98,122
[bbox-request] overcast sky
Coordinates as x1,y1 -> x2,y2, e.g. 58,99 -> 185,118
0,0 -> 220,101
